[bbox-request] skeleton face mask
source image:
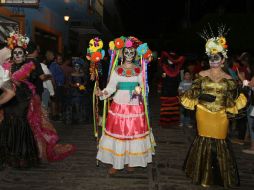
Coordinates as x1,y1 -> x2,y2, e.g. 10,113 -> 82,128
123,47 -> 136,63
209,54 -> 223,68
13,47 -> 25,64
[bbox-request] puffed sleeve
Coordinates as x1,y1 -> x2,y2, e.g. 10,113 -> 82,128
99,69 -> 118,100
180,75 -> 203,110
225,80 -> 247,114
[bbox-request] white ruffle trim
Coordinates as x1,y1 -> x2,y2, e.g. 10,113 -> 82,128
96,132 -> 156,170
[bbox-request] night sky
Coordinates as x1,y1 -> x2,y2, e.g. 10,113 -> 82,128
116,0 -> 254,53
117,0 -> 252,37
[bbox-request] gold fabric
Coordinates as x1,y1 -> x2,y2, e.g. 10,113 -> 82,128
181,75 -> 247,113
226,93 -> 247,114
181,75 -> 245,188
196,104 -> 228,139
184,136 -> 240,188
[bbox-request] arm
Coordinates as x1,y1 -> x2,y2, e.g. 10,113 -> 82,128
0,81 -> 15,105
180,76 -> 203,110
98,70 -> 118,100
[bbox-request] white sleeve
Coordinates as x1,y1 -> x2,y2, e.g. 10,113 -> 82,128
47,80 -> 55,96
0,66 -> 10,88
100,70 -> 118,100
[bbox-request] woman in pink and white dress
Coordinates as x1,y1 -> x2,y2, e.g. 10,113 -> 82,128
96,37 -> 155,174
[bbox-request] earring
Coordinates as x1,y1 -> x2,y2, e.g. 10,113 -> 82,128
221,64 -> 224,68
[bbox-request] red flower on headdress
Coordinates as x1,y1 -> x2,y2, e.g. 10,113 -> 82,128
114,38 -> 125,49
91,52 -> 102,62
144,49 -> 152,59
117,67 -> 124,75
128,36 -> 142,49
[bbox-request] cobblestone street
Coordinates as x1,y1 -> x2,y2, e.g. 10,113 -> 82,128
0,94 -> 254,190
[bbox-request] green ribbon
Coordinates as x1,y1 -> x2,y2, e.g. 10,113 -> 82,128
117,82 -> 139,91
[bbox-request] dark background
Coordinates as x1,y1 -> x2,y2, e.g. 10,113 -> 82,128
114,0 -> 254,55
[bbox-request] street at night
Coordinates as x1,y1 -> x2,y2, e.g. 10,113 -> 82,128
0,1 -> 254,190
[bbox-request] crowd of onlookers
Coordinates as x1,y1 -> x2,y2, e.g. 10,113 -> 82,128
24,41 -> 93,125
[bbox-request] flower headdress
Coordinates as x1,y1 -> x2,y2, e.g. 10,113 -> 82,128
109,36 -> 153,61
6,31 -> 30,50
199,24 -> 230,58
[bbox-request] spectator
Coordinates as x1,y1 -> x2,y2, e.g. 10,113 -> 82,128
26,41 -> 51,99
178,71 -> 193,128
45,50 -> 65,121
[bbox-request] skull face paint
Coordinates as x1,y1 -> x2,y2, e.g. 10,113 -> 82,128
74,64 -> 81,72
13,47 -> 25,64
123,47 -> 136,63
209,54 -> 223,68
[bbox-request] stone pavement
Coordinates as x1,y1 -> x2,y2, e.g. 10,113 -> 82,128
0,97 -> 254,190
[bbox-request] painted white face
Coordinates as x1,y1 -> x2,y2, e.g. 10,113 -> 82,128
13,47 -> 25,64
74,64 -> 80,72
209,54 -> 223,68
123,47 -> 135,63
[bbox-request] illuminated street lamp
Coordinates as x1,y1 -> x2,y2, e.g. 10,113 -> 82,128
64,15 -> 70,22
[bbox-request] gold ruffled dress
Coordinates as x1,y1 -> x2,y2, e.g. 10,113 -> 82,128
181,75 -> 247,188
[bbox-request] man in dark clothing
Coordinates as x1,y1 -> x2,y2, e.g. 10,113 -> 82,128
45,50 -> 65,120
26,41 -> 51,98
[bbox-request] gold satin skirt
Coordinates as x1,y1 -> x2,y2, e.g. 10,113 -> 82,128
196,104 -> 228,139
184,105 -> 240,188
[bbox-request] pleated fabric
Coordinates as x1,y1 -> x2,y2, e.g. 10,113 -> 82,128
183,136 -> 240,188
159,96 -> 180,126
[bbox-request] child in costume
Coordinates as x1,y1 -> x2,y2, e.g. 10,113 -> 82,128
178,70 -> 193,127
181,25 -> 247,188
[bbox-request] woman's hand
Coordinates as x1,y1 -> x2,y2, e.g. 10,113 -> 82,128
95,88 -> 108,97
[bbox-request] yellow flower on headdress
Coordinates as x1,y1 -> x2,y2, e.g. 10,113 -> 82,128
109,41 -> 115,50
89,38 -> 103,53
7,38 -> 14,50
211,48 -> 218,54
218,37 -> 226,46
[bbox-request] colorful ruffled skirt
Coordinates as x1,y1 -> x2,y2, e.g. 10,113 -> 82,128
159,96 -> 180,126
183,105 -> 240,188
97,101 -> 155,170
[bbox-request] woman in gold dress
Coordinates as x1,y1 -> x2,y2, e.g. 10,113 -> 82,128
181,29 -> 247,188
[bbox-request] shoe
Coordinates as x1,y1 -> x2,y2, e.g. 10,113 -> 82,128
242,149 -> 254,155
126,166 -> 134,172
108,167 -> 117,175
231,138 -> 244,145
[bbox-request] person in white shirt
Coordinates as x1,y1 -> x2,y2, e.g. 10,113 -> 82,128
40,62 -> 54,110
